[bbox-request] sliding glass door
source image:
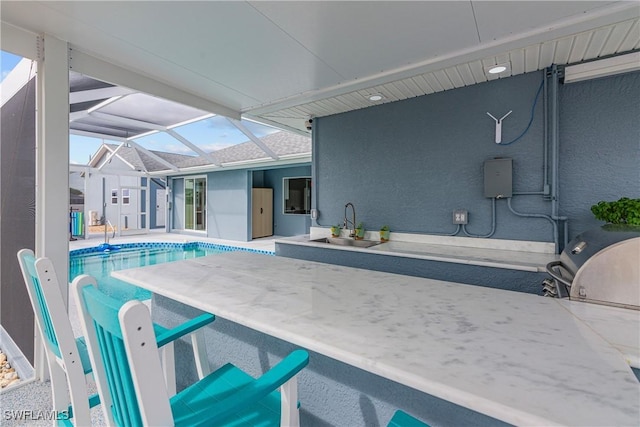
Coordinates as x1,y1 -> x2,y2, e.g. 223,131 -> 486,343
185,176 -> 206,231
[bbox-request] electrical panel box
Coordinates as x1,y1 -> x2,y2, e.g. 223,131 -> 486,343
484,158 -> 512,198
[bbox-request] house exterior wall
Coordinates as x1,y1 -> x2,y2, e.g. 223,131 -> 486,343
207,170 -> 251,241
84,171 -> 140,229
559,72 -> 640,235
171,170 -> 251,241
170,165 -> 312,241
82,157 -> 173,230
264,165 -> 312,236
313,70 -> 639,244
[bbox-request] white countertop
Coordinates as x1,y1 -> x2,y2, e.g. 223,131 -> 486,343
113,252 -> 639,427
277,231 -> 559,272
557,299 -> 640,368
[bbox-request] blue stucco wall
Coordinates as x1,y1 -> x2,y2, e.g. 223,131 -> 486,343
207,169 -> 251,241
171,166 -> 312,240
264,165 -> 312,236
313,70 -> 640,244
154,294 -> 510,427
276,243 -> 546,294
559,71 -> 640,237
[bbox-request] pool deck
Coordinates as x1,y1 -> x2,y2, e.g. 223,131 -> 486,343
69,230 -> 279,253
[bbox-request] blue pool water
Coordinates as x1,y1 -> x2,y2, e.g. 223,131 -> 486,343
69,242 -> 273,301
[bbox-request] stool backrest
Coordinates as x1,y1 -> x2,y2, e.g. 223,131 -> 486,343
73,275 -> 173,426
16,249 -> 93,425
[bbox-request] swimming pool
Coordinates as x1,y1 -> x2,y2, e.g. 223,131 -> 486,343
69,242 -> 273,301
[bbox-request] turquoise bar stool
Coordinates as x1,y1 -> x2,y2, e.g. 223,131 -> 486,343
388,410 -> 430,427
72,273 -> 310,426
17,249 -> 215,426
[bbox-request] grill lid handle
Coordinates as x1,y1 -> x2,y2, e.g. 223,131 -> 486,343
546,260 -> 574,290
571,241 -> 587,255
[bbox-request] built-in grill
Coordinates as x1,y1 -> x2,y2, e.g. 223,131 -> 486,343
544,226 -> 640,310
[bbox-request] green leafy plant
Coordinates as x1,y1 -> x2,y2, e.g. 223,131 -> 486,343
590,197 -> 640,226
330,224 -> 341,237
355,222 -> 365,239
379,225 -> 390,242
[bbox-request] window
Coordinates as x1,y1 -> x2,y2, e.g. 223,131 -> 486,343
122,188 -> 130,205
283,177 -> 311,215
111,189 -> 118,205
185,176 -> 206,231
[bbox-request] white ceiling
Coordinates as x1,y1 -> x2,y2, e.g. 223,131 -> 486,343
2,1 -> 639,133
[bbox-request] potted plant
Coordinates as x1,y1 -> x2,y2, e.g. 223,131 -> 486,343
591,197 -> 640,229
379,225 -> 390,242
355,222 -> 365,240
330,224 -> 342,238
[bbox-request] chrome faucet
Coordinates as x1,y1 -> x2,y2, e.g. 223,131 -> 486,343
344,202 -> 356,238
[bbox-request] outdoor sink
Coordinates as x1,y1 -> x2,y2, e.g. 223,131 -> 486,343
311,237 -> 381,248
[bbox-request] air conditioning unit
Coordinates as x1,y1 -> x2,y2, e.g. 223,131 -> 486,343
89,210 -> 99,226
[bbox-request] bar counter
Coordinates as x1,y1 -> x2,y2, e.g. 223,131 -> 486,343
113,251 -> 639,426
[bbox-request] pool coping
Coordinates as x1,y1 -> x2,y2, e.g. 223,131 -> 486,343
70,241 -> 275,257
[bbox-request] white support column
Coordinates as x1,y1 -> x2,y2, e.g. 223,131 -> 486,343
83,169 -> 88,240
165,180 -> 171,232
34,34 -> 69,382
145,178 -> 150,232
117,175 -> 122,236
35,34 -> 69,300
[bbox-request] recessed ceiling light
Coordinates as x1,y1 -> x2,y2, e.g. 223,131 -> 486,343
485,62 -> 511,76
368,93 -> 384,102
488,65 -> 507,74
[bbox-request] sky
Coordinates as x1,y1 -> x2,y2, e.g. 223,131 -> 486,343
1,51 -> 21,81
2,50 -> 280,165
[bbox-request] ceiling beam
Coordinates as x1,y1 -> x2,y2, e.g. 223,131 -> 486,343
166,129 -> 220,166
228,118 -> 279,160
69,49 -> 241,120
70,129 -> 128,142
0,22 -> 39,60
127,140 -> 179,172
89,111 -> 166,132
243,114 -> 310,137
70,86 -> 136,104
98,142 -> 129,171
128,144 -> 149,173
70,163 -> 150,177
168,113 -> 215,129
69,111 -> 89,121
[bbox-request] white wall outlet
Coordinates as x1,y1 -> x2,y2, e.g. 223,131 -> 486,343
453,209 -> 468,225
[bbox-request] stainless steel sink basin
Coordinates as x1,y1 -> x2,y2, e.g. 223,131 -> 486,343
311,237 -> 381,248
